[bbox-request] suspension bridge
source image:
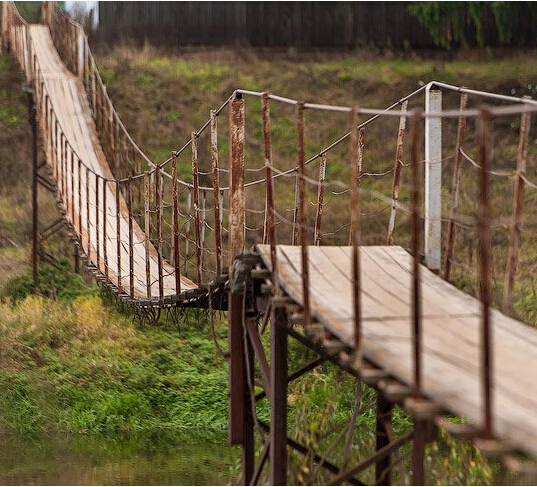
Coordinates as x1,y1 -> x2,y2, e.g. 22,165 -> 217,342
4,2 -> 537,484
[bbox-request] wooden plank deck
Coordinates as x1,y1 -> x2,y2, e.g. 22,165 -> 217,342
257,244 -> 537,457
29,25 -> 196,299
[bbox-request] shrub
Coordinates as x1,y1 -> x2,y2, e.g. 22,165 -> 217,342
2,259 -> 97,302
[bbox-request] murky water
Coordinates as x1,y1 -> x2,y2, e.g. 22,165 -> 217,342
0,430 -> 239,485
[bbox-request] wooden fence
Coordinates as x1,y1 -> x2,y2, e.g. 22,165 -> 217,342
96,1 -> 537,49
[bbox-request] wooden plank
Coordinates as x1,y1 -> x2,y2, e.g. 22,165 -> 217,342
256,243 -> 537,458
29,25 -> 196,299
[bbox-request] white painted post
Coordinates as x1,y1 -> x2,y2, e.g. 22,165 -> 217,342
424,87 -> 442,271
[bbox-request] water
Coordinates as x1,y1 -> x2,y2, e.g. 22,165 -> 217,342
0,430 -> 239,485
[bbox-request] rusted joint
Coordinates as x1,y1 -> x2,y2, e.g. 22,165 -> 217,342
230,252 -> 260,294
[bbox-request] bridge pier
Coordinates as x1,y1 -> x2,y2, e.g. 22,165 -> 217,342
270,299 -> 288,485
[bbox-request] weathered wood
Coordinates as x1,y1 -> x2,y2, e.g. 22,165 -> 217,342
256,243 -> 537,459
28,25 -> 196,299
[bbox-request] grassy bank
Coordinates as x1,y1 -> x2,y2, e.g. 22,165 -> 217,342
0,276 -> 229,434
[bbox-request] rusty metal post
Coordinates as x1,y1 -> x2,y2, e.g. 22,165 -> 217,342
228,93 -> 246,450
201,190 -> 206,271
144,172 -> 152,299
350,108 -> 363,366
29,90 -> 38,288
228,93 -> 245,266
86,167 -> 91,263
292,172 -> 299,245
387,100 -> 408,245
70,151 -> 75,226
410,110 -> 422,398
116,180 -> 122,292
243,330 -> 255,486
262,93 -> 278,288
210,110 -> 223,276
314,153 -> 327,246
375,393 -> 393,485
296,102 -> 311,328
171,152 -> 181,294
77,159 -> 82,237
270,300 -> 288,485
155,167 -> 164,302
95,173 -> 100,270
477,108 -> 493,439
184,189 -> 191,275
443,93 -> 468,280
410,111 -> 426,487
191,132 -> 203,285
228,289 -> 246,446
128,176 -> 135,299
412,418 -> 427,486
102,178 -> 108,283
503,111 -> 531,310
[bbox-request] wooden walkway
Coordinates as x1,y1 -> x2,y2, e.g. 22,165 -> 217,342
257,244 -> 537,457
29,25 -> 196,299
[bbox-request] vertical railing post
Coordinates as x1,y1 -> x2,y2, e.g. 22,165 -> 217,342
443,93 -> 468,280
228,93 -> 246,448
128,176 -> 135,299
144,172 -> 152,299
424,87 -> 442,271
77,159 -> 82,236
155,167 -> 164,302
314,153 -> 327,246
95,173 -> 100,271
503,111 -> 531,310
228,93 -> 245,266
86,167 -> 91,263
211,110 -> 223,276
477,108 -> 493,439
387,100 -> 408,245
171,152 -> 181,294
350,107 -> 363,366
262,93 -> 278,287
191,132 -> 203,285
410,110 -> 425,486
116,179 -> 122,293
296,101 -> 311,327
102,177 -> 109,283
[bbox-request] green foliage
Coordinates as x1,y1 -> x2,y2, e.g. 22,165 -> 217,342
408,2 -> 537,49
2,260 -> 97,302
13,2 -> 41,23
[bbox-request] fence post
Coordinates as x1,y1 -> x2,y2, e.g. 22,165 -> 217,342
424,87 -> 442,271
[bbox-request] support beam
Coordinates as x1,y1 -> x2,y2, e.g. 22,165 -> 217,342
270,302 -> 288,485
243,335 -> 255,485
228,289 -> 245,445
424,88 -> 442,271
376,393 -> 393,485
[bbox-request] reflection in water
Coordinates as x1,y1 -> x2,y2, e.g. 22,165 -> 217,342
0,430 -> 239,485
